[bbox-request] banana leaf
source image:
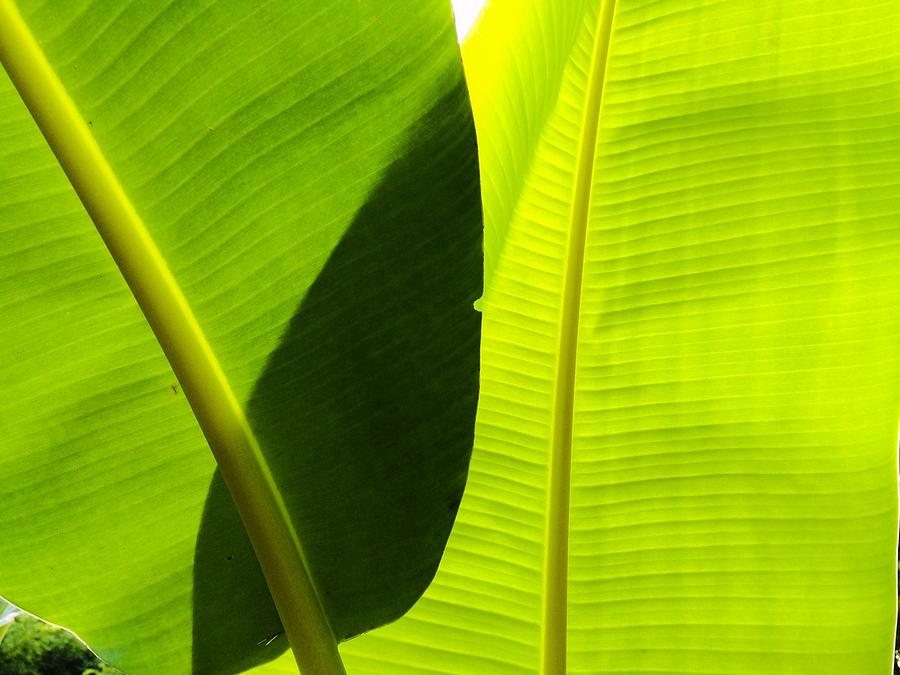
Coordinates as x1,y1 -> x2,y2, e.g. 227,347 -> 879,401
5,0 -> 900,672
0,1 -> 481,673
337,1 -> 900,673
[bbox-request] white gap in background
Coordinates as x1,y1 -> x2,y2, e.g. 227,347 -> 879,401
451,0 -> 488,41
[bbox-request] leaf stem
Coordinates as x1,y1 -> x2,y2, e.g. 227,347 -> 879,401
0,2 -> 344,673
543,1 -> 618,673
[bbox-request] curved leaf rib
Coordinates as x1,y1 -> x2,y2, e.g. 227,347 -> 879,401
0,2 -> 342,673
544,2 -> 617,673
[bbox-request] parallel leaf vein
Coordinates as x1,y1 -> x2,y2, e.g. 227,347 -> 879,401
542,2 -> 618,673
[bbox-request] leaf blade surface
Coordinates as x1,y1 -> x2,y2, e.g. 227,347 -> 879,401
341,1 -> 900,673
0,1 -> 481,673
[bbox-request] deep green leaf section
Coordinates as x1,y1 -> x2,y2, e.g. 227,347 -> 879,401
245,84 -> 480,638
192,82 -> 481,674
0,1 -> 480,673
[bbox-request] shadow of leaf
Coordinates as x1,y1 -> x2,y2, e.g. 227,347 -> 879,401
192,74 -> 482,674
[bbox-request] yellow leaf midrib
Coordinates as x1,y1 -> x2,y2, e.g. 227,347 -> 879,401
542,1 -> 618,673
0,2 -> 341,673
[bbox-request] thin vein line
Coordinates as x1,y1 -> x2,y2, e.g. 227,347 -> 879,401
0,3 -> 344,673
542,2 -> 618,673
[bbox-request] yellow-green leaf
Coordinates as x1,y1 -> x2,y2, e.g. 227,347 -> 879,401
341,1 -> 900,673
0,1 -> 481,673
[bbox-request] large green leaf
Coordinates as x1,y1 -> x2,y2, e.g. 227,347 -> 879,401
0,1 -> 481,673
337,0 -> 900,673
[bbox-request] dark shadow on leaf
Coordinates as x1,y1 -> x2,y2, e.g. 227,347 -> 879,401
191,473 -> 286,675
192,74 -> 482,674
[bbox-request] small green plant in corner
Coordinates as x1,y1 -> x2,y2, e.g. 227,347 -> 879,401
0,608 -> 118,675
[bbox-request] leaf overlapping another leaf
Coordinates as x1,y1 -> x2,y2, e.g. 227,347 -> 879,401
0,1 -> 481,673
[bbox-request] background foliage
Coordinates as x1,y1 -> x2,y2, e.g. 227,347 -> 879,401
0,611 -> 117,675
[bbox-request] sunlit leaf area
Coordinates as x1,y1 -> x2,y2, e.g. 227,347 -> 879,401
2,0 -> 900,674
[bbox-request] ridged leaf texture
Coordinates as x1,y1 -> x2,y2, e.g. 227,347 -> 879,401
333,1 -> 900,673
0,1 -> 481,673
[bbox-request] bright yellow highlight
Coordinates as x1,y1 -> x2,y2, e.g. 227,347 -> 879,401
0,2 -> 343,673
